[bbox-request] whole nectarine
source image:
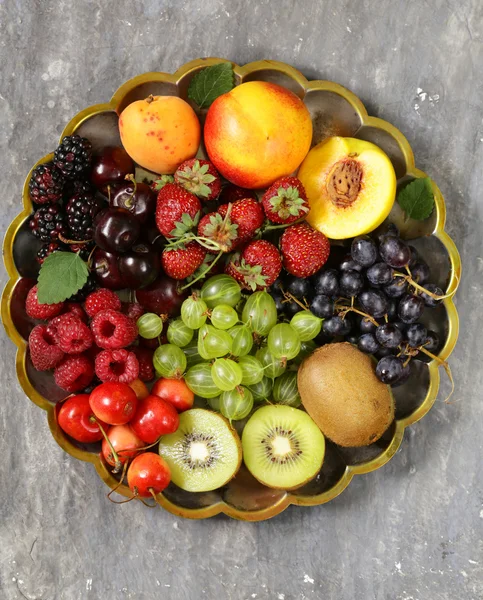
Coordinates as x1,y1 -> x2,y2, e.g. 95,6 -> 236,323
119,95 -> 200,174
204,81 -> 312,189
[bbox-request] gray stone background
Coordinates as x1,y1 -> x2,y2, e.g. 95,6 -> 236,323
0,1 -> 482,599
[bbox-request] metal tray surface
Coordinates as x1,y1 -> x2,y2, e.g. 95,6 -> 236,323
1,59 -> 461,521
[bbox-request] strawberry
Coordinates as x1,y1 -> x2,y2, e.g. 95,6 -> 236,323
218,198 -> 264,244
155,183 -> 201,238
218,184 -> 257,204
197,211 -> 239,253
174,159 -> 221,202
280,223 -> 330,278
226,240 -> 282,291
262,176 -> 309,224
161,242 -> 207,280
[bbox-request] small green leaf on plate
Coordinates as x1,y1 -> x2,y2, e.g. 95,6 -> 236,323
37,252 -> 89,304
188,62 -> 235,109
397,177 -> 435,221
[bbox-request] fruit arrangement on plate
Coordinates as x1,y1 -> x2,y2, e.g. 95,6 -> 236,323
2,59 -> 460,521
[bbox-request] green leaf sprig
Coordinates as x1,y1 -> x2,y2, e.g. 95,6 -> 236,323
397,177 -> 435,221
37,252 -> 89,304
188,62 -> 235,109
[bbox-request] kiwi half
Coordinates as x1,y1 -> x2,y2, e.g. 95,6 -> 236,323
298,342 -> 395,447
242,405 -> 325,490
158,409 -> 242,492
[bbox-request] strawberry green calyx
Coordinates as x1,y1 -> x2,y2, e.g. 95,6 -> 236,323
151,175 -> 174,192
169,211 -> 201,238
270,185 -> 309,220
199,212 -> 239,253
176,160 -> 216,199
232,259 -> 268,291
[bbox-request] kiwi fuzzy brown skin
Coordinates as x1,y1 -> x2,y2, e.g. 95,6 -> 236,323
297,342 -> 395,447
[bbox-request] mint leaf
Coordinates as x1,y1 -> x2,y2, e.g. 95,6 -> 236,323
397,177 -> 435,221
37,252 -> 89,304
188,63 -> 235,109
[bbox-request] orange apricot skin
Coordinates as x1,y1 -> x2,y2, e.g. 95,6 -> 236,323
119,96 -> 200,174
204,81 -> 312,189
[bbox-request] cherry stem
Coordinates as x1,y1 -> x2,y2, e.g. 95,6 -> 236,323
180,250 -> 224,290
149,488 -> 162,508
86,244 -> 97,270
91,417 -> 122,473
418,345 -> 455,403
124,174 -> 138,209
106,460 -> 129,503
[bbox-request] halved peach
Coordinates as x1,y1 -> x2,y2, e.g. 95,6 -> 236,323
297,136 -> 396,239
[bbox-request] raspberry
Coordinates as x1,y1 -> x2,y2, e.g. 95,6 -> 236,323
122,302 -> 145,322
25,285 -> 64,320
28,325 -> 65,371
90,309 -> 138,349
63,302 -> 88,322
54,354 -> 94,392
131,347 -> 154,382
95,349 -> 139,384
85,289 -> 122,318
54,313 -> 93,354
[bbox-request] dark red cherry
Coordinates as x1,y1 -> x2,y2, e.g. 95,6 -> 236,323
92,248 -> 124,290
136,274 -> 188,317
91,147 -> 134,192
110,178 -> 156,223
94,207 -> 140,253
118,243 -> 160,289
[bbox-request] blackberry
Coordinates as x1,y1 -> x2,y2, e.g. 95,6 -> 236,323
29,162 -> 65,204
65,192 -> 106,241
36,242 -> 63,264
63,178 -> 95,199
29,204 -> 67,242
68,273 -> 97,302
54,135 -> 92,179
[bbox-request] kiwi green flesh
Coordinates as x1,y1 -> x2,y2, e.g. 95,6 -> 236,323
298,342 -> 395,447
158,409 -> 242,493
242,405 -> 325,490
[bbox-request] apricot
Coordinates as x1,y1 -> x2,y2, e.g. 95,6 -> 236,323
204,81 -> 312,189
119,95 -> 200,174
298,136 -> 396,239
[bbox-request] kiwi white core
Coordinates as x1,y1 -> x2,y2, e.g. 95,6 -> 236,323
189,441 -> 210,463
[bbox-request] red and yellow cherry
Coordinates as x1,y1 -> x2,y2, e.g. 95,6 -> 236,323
129,378 -> 150,401
151,378 -> 194,413
58,394 -> 108,443
127,452 -> 171,497
129,394 -> 179,444
89,382 -> 138,426
101,424 -> 144,467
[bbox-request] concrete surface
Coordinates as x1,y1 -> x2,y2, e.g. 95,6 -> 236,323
0,1 -> 482,599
